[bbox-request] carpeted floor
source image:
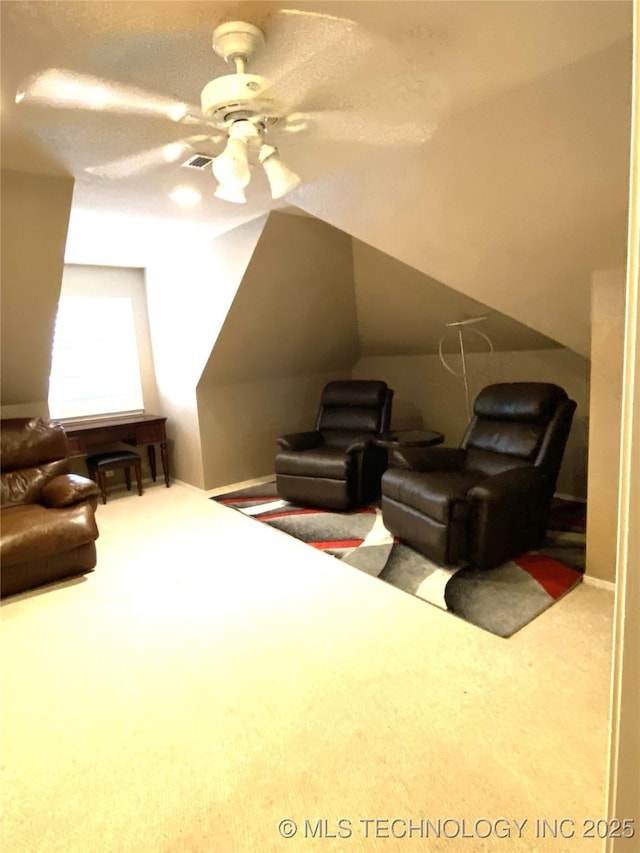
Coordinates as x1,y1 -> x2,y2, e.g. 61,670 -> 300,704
214,485 -> 586,638
0,483 -> 616,853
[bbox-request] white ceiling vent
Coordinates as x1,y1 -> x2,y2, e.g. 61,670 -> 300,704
181,154 -> 214,170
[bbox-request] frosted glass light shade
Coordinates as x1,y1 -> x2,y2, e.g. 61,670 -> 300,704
212,137 -> 250,189
214,183 -> 247,204
261,151 -> 301,199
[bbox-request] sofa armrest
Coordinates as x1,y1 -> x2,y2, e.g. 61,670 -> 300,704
391,446 -> 465,472
40,474 -> 100,509
276,431 -> 323,452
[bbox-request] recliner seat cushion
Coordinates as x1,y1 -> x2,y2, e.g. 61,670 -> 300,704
275,447 -> 353,480
382,468 -> 480,524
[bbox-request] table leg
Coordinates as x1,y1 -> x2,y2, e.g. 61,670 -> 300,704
160,441 -> 170,487
147,445 -> 157,482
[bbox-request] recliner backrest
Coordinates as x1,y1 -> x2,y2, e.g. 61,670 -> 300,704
316,380 -> 393,450
461,383 -> 576,481
1,418 -> 70,507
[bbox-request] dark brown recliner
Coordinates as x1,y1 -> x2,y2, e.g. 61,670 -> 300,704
381,383 -> 576,570
1,418 -> 100,597
275,380 -> 394,510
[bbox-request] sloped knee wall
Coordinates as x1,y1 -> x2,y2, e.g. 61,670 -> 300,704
145,216 -> 268,488
197,211 -> 358,489
1,170 -> 74,414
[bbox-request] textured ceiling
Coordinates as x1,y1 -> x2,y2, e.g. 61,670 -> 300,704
0,1 -> 631,357
1,1 -> 631,239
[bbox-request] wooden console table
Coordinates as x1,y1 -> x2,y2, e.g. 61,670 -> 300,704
64,414 -> 170,487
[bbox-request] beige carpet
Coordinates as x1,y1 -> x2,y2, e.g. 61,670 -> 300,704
1,482 -> 615,852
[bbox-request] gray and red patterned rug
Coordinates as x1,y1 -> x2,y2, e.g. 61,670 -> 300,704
213,483 -> 586,638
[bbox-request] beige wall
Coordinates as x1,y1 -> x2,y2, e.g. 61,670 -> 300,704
295,38 -> 631,358
0,169 -> 74,415
197,372 -> 350,488
606,26 -> 639,829
586,268 -> 626,583
353,347 -> 589,499
350,231 -> 589,495
352,240 -> 562,356
197,211 -> 358,490
144,216 -> 268,488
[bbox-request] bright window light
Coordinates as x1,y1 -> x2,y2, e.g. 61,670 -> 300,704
48,296 -> 144,419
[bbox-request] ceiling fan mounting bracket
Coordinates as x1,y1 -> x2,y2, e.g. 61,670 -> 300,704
212,21 -> 265,64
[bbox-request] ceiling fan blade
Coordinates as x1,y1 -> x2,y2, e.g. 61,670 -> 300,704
15,69 -> 203,123
257,9 -> 375,114
85,135 -> 216,179
275,111 -> 438,147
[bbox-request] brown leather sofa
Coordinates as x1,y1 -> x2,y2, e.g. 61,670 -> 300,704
275,380 -> 394,510
1,417 -> 100,597
381,383 -> 576,570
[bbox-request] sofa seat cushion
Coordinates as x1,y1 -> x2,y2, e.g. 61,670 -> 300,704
0,503 -> 99,567
382,468 -> 483,524
275,447 -> 353,480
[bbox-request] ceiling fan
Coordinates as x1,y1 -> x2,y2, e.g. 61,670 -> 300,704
15,9 -> 440,204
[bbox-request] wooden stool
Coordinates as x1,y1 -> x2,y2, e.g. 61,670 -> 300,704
86,450 -> 143,505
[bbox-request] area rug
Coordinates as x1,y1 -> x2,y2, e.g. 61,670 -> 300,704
213,484 -> 586,638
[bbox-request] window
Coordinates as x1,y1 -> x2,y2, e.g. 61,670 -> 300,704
49,296 -> 144,419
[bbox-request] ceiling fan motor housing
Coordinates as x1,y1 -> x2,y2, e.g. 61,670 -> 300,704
200,74 -> 279,128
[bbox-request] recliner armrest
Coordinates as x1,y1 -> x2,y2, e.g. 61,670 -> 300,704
345,434 -> 376,453
391,446 -> 465,472
40,474 -> 100,509
467,467 -> 545,504
276,431 -> 323,451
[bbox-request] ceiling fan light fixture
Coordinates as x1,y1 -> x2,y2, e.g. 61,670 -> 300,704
259,145 -> 301,199
214,183 -> 247,204
212,135 -> 251,189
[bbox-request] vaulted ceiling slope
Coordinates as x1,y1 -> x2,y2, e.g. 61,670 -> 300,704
293,32 -> 632,358
1,1 -> 633,358
351,239 -> 563,357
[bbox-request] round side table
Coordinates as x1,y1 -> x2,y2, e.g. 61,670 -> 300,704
374,429 -> 445,469
374,429 -> 445,449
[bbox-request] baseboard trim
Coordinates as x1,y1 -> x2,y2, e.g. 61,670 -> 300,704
205,474 -> 274,499
582,574 -> 616,592
171,479 -> 207,495
554,492 -> 587,503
